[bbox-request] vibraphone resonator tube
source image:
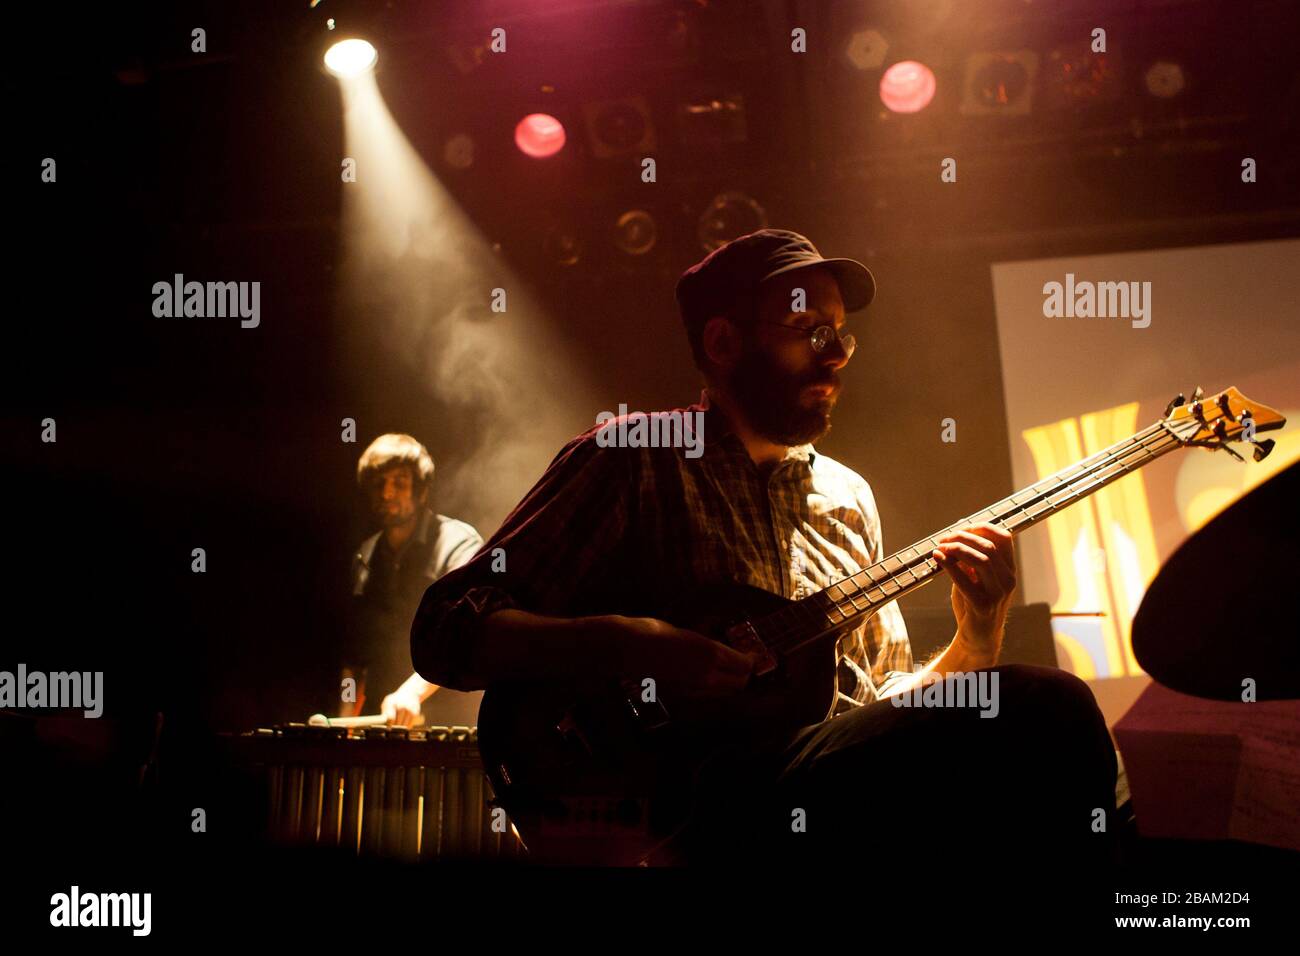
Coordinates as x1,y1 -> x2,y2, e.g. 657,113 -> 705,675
221,723 -> 527,861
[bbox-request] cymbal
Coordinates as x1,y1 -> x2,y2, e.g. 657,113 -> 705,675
1132,459 -> 1300,701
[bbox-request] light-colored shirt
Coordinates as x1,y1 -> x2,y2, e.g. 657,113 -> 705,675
412,390 -> 914,716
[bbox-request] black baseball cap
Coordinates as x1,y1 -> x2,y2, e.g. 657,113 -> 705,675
675,229 -> 876,331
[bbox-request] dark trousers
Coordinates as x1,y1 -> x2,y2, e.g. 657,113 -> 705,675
679,664 -> 1119,872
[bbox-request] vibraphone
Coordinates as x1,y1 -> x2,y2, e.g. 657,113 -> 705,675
220,723 -> 527,860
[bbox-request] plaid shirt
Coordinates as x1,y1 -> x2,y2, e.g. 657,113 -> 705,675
411,389 -> 914,717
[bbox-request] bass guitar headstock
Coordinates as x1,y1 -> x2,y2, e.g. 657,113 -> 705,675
1163,386 -> 1285,462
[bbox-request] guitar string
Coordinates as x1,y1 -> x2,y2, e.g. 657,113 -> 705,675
768,412 -> 1209,651
756,414 -> 1207,656
788,424 -> 1172,634
778,417 -> 1192,648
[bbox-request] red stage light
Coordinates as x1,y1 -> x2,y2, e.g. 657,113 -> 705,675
879,60 -> 936,113
515,113 -> 566,158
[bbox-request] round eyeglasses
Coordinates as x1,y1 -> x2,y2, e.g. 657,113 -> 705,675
764,320 -> 856,360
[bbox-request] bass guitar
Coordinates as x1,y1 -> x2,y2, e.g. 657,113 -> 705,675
477,386 -> 1284,864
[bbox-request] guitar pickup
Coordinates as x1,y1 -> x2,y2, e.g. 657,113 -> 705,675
619,678 -> 671,730
726,622 -> 778,677
554,712 -> 593,757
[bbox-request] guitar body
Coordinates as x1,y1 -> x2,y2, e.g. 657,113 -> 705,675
476,581 -> 848,865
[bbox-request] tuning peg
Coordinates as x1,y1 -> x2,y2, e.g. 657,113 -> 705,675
1217,394 -> 1232,417
1250,438 -> 1276,462
1163,393 -> 1185,417
1214,419 -> 1228,441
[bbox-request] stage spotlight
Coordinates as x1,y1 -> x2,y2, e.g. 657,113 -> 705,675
1144,60 -> 1186,99
515,113 -> 566,159
583,97 -> 655,159
543,225 -> 583,266
697,192 -> 767,252
973,56 -> 1029,108
1042,42 -> 1117,109
845,29 -> 889,72
324,38 -> 377,77
960,51 -> 1039,116
879,60 -> 937,114
676,93 -> 748,149
443,133 -> 476,170
614,210 -> 657,256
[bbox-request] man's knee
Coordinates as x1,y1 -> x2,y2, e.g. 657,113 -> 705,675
988,664 -> 1117,788
990,664 -> 1106,731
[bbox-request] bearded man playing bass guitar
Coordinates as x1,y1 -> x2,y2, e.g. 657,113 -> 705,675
410,229 -> 1118,871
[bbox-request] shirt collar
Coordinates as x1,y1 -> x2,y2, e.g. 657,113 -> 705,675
376,507 -> 436,558
414,506 -> 436,545
697,387 -> 818,470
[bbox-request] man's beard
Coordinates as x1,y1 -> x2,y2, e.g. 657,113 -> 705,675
726,339 -> 838,446
376,503 -> 417,529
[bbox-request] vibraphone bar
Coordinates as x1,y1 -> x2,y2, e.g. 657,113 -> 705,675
221,723 -> 527,860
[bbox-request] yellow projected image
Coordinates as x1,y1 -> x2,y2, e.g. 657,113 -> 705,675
1173,412 -> 1300,534
1023,403 -> 1156,680
1022,402 -> 1300,681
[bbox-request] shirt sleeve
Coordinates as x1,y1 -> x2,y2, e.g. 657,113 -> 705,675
409,428 -> 635,691
868,598 -> 913,698
440,522 -> 485,576
842,479 -> 915,705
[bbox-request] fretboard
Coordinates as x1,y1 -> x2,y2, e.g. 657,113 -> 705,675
757,415 -> 1198,657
